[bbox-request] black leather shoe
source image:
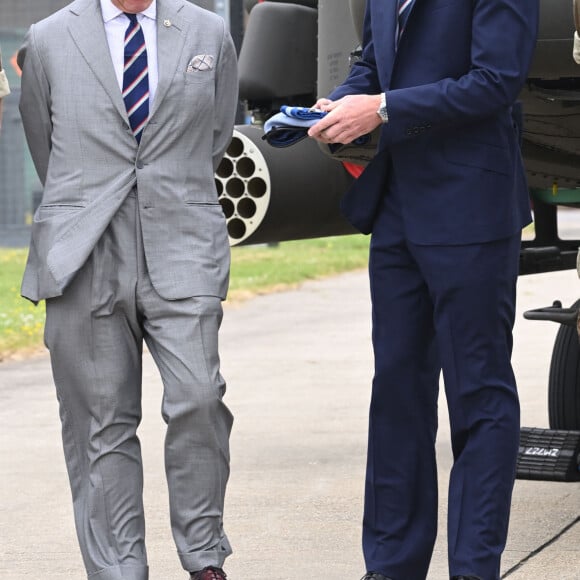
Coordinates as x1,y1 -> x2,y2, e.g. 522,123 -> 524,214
360,573 -> 394,580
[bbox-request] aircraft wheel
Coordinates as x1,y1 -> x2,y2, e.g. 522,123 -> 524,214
548,299 -> 580,430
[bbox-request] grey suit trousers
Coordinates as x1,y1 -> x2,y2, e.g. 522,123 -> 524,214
44,195 -> 233,580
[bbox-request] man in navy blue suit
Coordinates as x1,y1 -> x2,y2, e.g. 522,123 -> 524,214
309,1 -> 539,579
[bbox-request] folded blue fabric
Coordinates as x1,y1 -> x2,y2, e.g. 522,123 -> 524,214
262,106 -> 370,148
280,105 -> 326,121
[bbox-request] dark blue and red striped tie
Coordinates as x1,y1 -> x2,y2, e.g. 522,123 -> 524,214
123,12 -> 149,143
397,0 -> 416,44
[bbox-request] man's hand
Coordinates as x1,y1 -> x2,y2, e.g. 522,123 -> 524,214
308,94 -> 383,144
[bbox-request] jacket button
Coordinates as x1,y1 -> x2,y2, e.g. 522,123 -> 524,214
136,161 -> 144,169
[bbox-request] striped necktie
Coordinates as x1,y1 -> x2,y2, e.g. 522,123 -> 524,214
397,0 -> 416,44
123,12 -> 149,143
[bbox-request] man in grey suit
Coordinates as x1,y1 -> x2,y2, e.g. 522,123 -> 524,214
18,1 -> 238,579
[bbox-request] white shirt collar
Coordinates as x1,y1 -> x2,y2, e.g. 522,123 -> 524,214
100,0 -> 157,24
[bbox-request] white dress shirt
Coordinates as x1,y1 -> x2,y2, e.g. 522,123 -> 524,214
100,0 -> 159,105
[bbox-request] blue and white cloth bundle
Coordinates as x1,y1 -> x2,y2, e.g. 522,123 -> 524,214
262,105 -> 370,149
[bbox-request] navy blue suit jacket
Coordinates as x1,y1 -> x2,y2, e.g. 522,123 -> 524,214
330,0 -> 539,243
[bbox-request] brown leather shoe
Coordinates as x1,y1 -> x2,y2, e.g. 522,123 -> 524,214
190,567 -> 227,580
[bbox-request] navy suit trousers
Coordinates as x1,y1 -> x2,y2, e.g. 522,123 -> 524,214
364,187 -> 521,580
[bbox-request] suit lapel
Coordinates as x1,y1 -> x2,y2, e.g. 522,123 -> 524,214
67,0 -> 128,123
374,0 -> 398,89
149,0 -> 188,118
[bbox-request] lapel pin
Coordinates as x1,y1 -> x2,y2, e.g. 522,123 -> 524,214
163,19 -> 171,27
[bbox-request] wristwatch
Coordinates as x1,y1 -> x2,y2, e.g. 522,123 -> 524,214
377,92 -> 388,123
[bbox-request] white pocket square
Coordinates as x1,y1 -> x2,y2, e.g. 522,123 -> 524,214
187,54 -> 214,72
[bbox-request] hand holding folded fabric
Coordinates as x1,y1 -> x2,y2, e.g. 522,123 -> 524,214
263,105 -> 370,150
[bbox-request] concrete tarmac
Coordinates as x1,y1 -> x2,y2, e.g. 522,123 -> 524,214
1,267 -> 579,580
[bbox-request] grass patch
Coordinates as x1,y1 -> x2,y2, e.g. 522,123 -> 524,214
0,249 -> 46,360
0,235 -> 370,360
228,235 -> 370,300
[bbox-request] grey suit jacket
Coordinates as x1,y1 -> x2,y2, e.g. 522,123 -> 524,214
18,0 -> 238,302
